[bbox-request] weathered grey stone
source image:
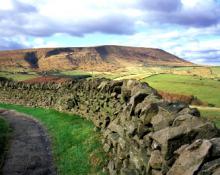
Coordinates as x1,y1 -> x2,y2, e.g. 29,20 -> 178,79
125,120 -> 138,137
1,78 -> 220,175
118,137 -> 126,150
213,167 -> 220,175
128,91 -> 149,116
158,101 -> 188,113
172,114 -> 204,127
103,143 -> 111,152
197,158 -> 220,175
140,103 -> 158,125
120,168 -> 139,175
210,138 -> 220,158
137,122 -> 152,138
193,122 -> 220,140
108,160 -> 117,175
148,150 -> 163,170
151,169 -> 163,175
178,107 -> 200,117
113,86 -> 122,94
108,132 -> 120,147
108,121 -> 125,137
151,126 -> 189,159
167,139 -> 212,175
129,146 -> 146,170
151,107 -> 174,131
151,121 -> 219,160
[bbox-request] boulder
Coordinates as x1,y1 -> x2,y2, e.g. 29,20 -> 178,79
151,121 -> 219,160
178,107 -> 200,117
158,102 -> 188,113
139,103 -> 159,125
197,158 -> 220,175
103,143 -> 111,152
108,120 -> 125,137
213,167 -> 220,175
172,114 -> 204,127
120,168 -> 140,175
151,107 -> 174,131
151,169 -> 163,175
210,138 -> 220,158
148,150 -> 163,170
128,91 -> 149,116
167,139 -> 212,175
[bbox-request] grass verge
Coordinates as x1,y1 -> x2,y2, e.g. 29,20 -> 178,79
0,117 -> 10,172
0,103 -> 107,175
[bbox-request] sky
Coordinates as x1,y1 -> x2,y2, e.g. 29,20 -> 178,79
0,0 -> 220,65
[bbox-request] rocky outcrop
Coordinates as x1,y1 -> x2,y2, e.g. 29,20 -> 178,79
0,78 -> 220,175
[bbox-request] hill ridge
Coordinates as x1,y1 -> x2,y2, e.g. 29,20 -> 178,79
0,45 -> 193,71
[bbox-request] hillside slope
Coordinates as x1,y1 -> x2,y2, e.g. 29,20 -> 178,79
0,45 -> 193,71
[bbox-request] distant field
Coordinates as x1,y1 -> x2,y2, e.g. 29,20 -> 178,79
0,103 -> 107,175
143,74 -> 220,107
0,71 -> 38,81
1,65 -> 220,81
199,108 -> 220,128
211,66 -> 220,77
60,70 -> 91,76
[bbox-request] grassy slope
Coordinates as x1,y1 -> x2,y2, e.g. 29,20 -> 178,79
198,108 -> 220,128
0,117 -> 10,171
143,74 -> 220,107
211,66 -> 220,77
0,103 -> 107,175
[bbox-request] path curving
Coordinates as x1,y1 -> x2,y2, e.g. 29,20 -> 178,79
0,109 -> 56,175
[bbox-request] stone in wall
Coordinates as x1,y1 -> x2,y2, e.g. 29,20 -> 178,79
0,78 -> 220,175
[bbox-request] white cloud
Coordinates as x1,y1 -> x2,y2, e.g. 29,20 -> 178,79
0,0 -> 13,10
0,0 -> 220,65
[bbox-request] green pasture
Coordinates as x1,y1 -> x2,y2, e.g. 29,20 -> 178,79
0,71 -> 38,81
143,74 -> 220,107
210,66 -> 220,78
199,108 -> 220,128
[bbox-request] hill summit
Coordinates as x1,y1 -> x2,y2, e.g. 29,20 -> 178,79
0,45 -> 193,71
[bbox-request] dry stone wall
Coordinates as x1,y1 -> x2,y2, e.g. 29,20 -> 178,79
0,78 -> 220,175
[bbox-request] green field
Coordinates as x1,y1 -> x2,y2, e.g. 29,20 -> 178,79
211,66 -> 220,78
1,65 -> 220,82
199,108 -> 220,128
0,103 -> 107,175
60,70 -> 91,76
0,71 -> 38,81
143,74 -> 220,107
141,73 -> 220,127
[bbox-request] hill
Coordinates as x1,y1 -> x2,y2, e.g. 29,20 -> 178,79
0,45 -> 193,71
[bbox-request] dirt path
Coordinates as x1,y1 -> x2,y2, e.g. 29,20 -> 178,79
0,109 -> 56,175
